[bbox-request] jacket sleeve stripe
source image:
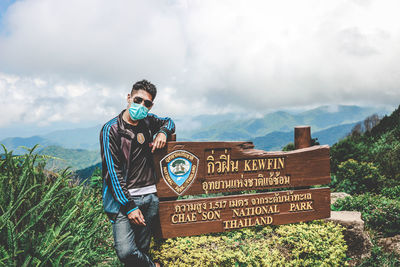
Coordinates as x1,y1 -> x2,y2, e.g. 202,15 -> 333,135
168,119 -> 174,130
103,119 -> 129,204
103,119 -> 124,204
104,119 -> 128,204
107,119 -> 129,204
166,119 -> 174,130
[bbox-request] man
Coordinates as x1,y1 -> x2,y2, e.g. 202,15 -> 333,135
100,80 -> 175,266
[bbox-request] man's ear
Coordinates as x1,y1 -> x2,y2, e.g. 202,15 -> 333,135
127,93 -> 131,103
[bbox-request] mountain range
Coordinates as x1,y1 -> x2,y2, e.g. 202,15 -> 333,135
0,105 -> 391,174
179,105 -> 387,141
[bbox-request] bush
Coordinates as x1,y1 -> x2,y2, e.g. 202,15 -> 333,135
330,136 -> 371,174
370,129 -> 400,181
150,221 -> 348,266
0,145 -> 114,266
332,159 -> 385,195
381,185 -> 400,200
332,194 -> 400,237
357,242 -> 400,267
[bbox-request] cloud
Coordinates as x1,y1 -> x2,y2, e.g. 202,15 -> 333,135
0,0 -> 399,127
0,72 -> 123,126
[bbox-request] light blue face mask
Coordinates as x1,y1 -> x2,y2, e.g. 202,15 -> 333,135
129,102 -> 149,121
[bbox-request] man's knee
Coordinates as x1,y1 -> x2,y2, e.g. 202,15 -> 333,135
116,248 -> 152,266
116,246 -> 139,263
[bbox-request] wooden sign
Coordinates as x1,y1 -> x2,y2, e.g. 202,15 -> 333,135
154,143 -> 330,198
156,188 -> 330,238
154,126 -> 331,238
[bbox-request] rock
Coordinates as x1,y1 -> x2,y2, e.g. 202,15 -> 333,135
325,211 -> 372,266
331,192 -> 351,205
378,235 -> 400,257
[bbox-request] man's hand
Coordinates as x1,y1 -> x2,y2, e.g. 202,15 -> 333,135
151,132 -> 167,153
127,209 -> 146,226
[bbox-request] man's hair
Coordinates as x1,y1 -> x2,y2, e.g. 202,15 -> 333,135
131,80 -> 157,100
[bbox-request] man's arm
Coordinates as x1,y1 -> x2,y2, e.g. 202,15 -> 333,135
147,113 -> 175,153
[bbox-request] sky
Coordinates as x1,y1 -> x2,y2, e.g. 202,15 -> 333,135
0,0 -> 399,138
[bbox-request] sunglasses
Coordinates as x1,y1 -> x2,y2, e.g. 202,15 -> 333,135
133,96 -> 153,108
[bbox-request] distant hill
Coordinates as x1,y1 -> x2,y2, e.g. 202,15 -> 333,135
313,122 -> 357,146
0,136 -> 53,154
181,105 -> 388,141
252,131 -> 292,151
251,122 -> 357,151
74,162 -> 102,182
0,125 -> 102,153
42,125 -> 102,150
39,146 -> 100,171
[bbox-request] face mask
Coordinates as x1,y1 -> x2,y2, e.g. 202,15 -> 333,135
129,102 -> 149,121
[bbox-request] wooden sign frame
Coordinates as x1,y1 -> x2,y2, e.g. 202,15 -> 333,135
153,127 -> 331,238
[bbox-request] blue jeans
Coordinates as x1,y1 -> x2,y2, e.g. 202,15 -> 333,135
112,193 -> 159,267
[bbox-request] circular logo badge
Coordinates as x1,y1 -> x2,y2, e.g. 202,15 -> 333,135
137,133 -> 145,144
169,157 -> 191,176
160,150 -> 199,195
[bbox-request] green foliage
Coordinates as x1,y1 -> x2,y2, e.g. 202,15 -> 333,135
370,129 -> 400,181
369,104 -> 400,137
150,221 -> 348,267
282,142 -> 295,151
332,159 -> 385,194
75,162 -> 102,181
330,105 -> 400,195
332,194 -> 400,237
330,135 -> 370,174
89,167 -> 103,191
281,138 -> 319,152
0,145 -> 114,266
381,185 -> 400,200
357,242 -> 400,267
311,137 -> 320,146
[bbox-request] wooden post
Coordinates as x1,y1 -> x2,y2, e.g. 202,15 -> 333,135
295,126 -> 311,149
168,133 -> 177,141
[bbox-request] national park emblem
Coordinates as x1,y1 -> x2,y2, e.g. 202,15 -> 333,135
160,150 -> 199,195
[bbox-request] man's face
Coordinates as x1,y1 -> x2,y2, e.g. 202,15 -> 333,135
127,89 -> 153,111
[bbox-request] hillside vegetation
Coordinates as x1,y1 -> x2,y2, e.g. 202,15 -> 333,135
0,145 -> 116,266
0,145 -> 349,266
330,105 -> 400,265
331,105 -> 400,195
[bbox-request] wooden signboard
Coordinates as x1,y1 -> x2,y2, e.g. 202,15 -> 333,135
157,188 -> 330,238
154,127 -> 331,238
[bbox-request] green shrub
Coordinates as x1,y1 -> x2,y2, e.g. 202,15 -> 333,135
330,136 -> 371,174
150,221 -> 348,267
370,130 -> 400,181
357,242 -> 400,267
0,145 -> 115,266
282,142 -> 295,151
381,185 -> 400,200
332,194 -> 400,237
332,159 -> 385,194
